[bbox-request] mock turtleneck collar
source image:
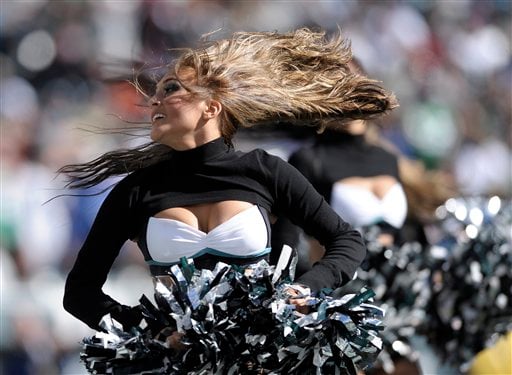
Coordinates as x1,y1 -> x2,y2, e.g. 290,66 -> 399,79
170,137 -> 231,166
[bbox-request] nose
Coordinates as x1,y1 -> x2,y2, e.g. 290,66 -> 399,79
149,96 -> 161,106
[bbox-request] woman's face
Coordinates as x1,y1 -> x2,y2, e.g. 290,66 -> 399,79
150,69 -> 218,148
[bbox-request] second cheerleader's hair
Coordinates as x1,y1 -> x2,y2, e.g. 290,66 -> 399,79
60,28 -> 398,189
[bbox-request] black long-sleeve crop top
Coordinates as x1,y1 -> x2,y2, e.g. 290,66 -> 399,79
63,137 -> 366,330
288,130 -> 400,202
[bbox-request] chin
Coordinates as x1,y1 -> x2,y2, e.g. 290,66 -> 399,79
150,131 -> 162,143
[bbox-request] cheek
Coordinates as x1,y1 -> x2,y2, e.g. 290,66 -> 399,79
179,103 -> 207,122
165,99 -> 202,117
164,97 -> 184,105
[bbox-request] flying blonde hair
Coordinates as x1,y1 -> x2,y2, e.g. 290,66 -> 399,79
61,28 -> 398,188
165,28 -> 397,134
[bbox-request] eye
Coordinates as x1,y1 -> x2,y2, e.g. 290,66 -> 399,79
163,81 -> 181,95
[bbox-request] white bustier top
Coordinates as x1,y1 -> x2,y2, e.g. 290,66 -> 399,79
330,183 -> 407,229
145,205 -> 270,265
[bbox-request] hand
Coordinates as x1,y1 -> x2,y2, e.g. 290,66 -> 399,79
285,286 -> 312,314
157,327 -> 185,351
166,331 -> 185,350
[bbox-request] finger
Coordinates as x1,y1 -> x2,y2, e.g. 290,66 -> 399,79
166,331 -> 185,350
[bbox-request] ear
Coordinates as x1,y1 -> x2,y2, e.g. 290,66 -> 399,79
203,99 -> 222,119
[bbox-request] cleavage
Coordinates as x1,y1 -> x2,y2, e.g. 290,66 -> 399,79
337,175 -> 398,199
153,200 -> 254,234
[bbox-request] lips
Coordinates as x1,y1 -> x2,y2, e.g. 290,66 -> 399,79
152,113 -> 165,122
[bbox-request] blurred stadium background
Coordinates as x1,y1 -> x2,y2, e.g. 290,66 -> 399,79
1,1 -> 510,374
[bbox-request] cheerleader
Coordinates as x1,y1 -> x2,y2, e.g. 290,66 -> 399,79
61,28 -> 397,373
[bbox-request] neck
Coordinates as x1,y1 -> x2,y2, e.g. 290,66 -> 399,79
162,122 -> 223,151
171,137 -> 230,166
168,133 -> 222,151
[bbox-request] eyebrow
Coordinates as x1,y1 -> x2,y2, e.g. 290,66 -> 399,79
155,76 -> 179,93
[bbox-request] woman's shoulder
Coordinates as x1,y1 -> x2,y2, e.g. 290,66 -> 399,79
233,147 -> 293,177
367,143 -> 399,163
235,146 -> 281,161
114,159 -> 167,189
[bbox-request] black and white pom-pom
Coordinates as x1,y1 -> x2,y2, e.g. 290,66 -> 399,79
342,196 -> 511,374
345,226 -> 429,373
422,196 -> 512,371
80,248 -> 385,374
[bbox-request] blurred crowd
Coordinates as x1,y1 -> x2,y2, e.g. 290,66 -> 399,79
1,1 -> 510,374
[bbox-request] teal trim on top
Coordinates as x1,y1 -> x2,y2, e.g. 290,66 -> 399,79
146,247 -> 271,266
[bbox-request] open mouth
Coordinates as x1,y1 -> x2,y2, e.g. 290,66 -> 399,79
152,113 -> 165,122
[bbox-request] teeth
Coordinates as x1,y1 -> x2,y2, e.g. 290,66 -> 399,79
152,113 -> 165,122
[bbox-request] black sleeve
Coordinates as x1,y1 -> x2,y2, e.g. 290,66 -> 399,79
263,153 -> 366,292
270,216 -> 302,265
63,177 -> 140,330
270,149 -> 313,265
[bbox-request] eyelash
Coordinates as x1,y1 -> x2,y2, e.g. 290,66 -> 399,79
163,81 -> 181,95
